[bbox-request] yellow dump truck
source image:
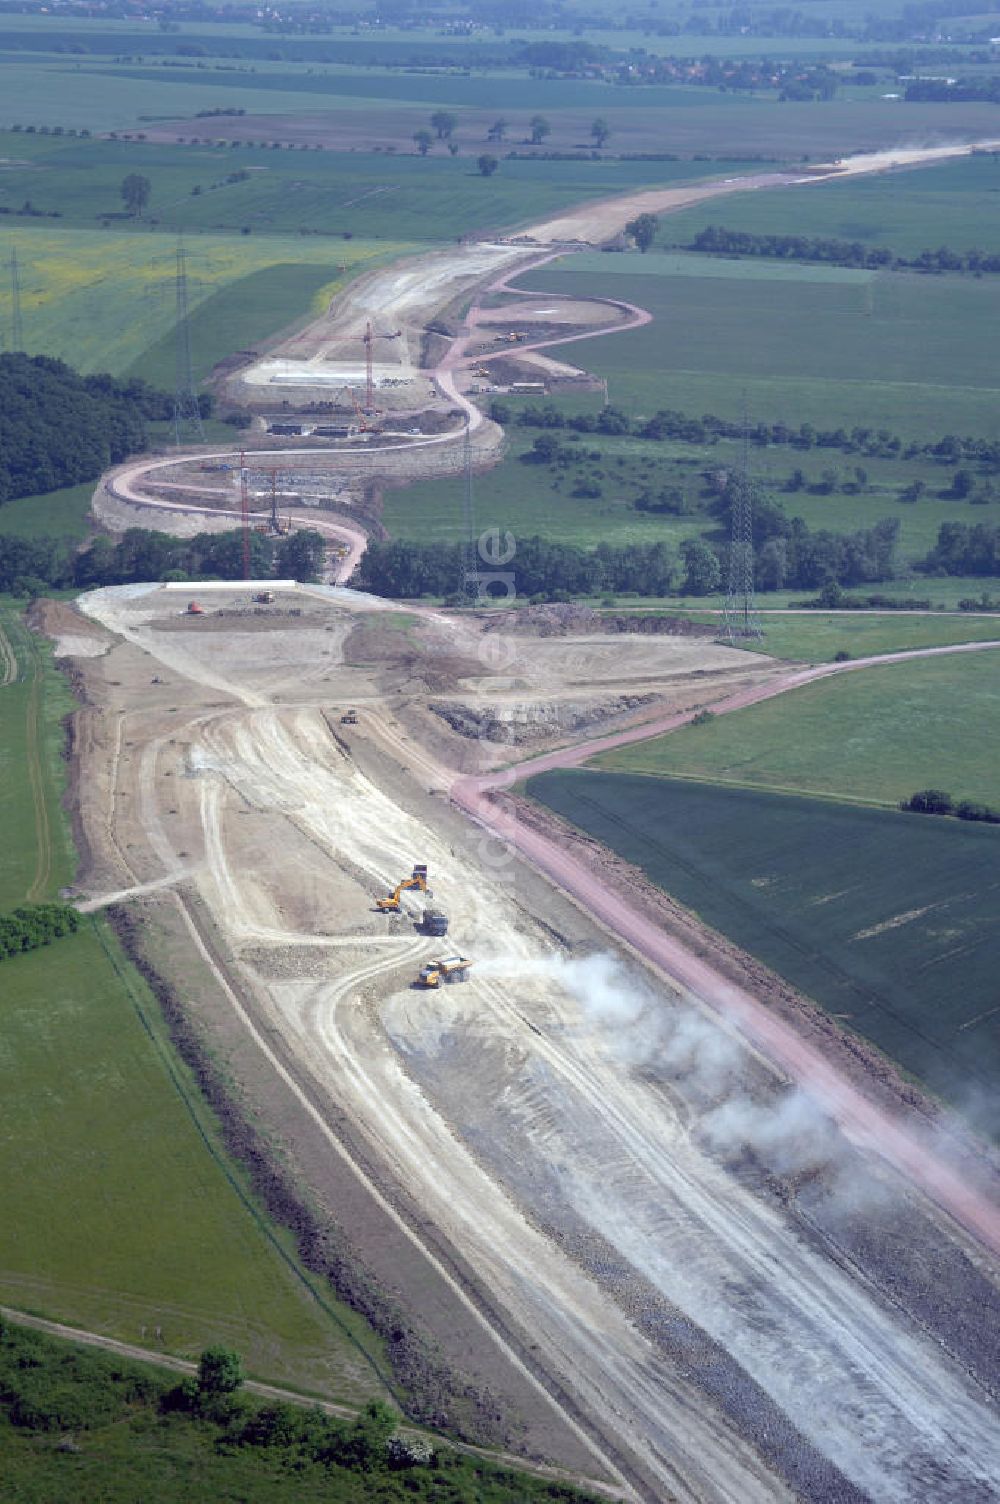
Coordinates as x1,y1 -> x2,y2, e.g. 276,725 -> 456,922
416,955 -> 472,988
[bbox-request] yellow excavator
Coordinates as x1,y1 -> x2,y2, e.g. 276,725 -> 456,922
416,955 -> 472,988
376,865 -> 429,913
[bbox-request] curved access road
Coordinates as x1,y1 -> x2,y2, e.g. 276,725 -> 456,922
105,456 -> 370,582
451,637 -> 1000,1257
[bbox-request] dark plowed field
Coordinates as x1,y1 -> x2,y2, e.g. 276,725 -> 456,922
527,770 -> 1000,1130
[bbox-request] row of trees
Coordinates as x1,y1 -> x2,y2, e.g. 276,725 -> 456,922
904,76 -> 1000,102
410,112 -> 610,155
0,904 -> 79,963
356,537 -> 679,600
355,509 -> 901,602
0,355 -> 200,505
0,527 -> 327,597
498,399 -> 1000,469
900,789 -> 1000,823
687,224 -> 1000,276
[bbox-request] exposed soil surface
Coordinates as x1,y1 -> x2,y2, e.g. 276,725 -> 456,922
58,581 -> 1000,1504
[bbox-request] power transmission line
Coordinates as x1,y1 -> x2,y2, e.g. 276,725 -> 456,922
723,405 -> 763,644
172,239 -> 204,446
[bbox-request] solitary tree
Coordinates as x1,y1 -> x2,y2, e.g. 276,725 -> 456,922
590,117 -> 611,147
625,212 -> 658,252
197,1347 -> 245,1397
529,114 -> 551,144
487,117 -> 508,142
679,538 -> 721,595
430,110 -> 458,140
120,172 -> 151,217
477,153 -> 499,177
412,129 -> 433,156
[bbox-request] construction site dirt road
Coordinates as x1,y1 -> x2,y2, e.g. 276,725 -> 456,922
59,581 -> 1000,1504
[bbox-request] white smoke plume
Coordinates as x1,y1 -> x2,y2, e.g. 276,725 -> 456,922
481,948 -> 858,1179
700,1088 -> 844,1176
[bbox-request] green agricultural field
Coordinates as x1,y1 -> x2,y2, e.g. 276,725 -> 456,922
0,922 -> 390,1400
0,132 -> 746,240
2,42 -> 998,154
0,603 -> 389,1398
593,649 -> 1000,806
735,611 -> 1000,662
663,577 -> 1000,611
662,153 -> 1000,258
467,397 -> 998,566
0,224 -> 398,377
513,255 -> 1000,438
0,483 -> 96,543
381,430 -> 710,550
526,769 -> 1000,1124
0,605 -> 76,905
654,609 -> 1000,662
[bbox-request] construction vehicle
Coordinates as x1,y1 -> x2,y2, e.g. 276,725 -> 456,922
347,387 -> 380,433
376,864 -> 429,913
420,909 -> 449,937
416,955 -> 472,988
186,601 -> 205,616
340,708 -> 358,725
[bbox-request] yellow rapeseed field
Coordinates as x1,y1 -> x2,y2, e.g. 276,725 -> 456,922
0,225 -> 409,375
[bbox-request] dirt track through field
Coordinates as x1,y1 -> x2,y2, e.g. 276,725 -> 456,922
0,1305 -> 628,1500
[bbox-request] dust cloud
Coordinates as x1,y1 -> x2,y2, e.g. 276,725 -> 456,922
482,949 -> 869,1184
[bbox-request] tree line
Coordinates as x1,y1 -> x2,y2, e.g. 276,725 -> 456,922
904,76 -> 1000,102
900,789 -> 1000,824
686,224 -> 1000,276
355,508 -> 901,603
0,904 -> 79,963
0,354 -> 210,505
495,399 -> 1000,469
0,526 -> 327,596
